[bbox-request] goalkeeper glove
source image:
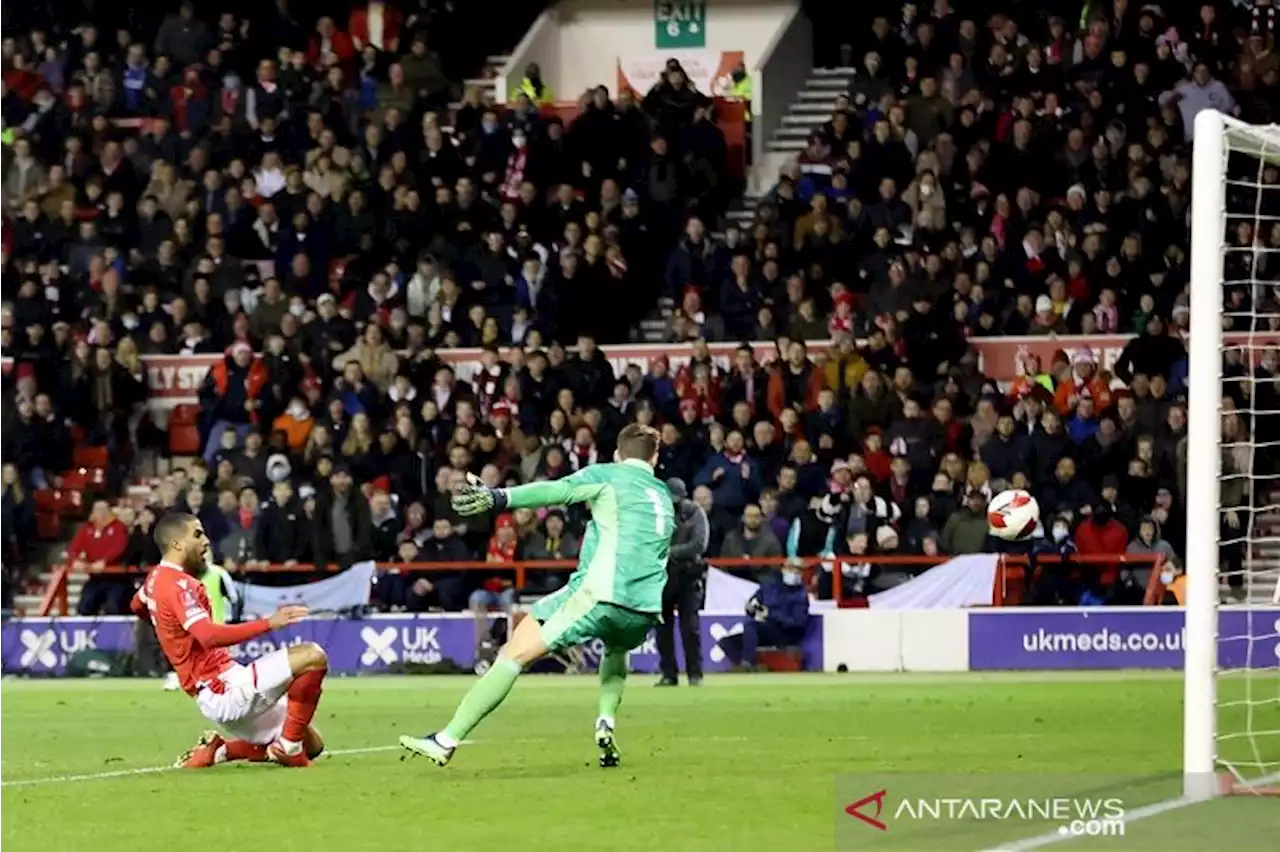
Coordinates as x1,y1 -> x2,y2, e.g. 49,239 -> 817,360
451,472 -> 508,517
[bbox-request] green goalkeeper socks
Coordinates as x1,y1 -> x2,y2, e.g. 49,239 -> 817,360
597,649 -> 628,722
442,655 -> 522,743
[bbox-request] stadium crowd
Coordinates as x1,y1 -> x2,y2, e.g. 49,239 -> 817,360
3,1 -> 1279,616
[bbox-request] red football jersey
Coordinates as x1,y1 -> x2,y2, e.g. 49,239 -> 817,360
134,562 -> 235,696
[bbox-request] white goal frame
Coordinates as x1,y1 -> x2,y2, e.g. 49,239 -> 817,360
1184,110 -> 1280,801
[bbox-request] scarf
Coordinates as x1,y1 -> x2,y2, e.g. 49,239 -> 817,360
1093,302 -> 1119,333
570,443 -> 598,471
501,144 -> 528,202
92,370 -> 113,412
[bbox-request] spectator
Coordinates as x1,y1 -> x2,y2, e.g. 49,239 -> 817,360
257,479 -> 309,566
72,501 -> 131,615
767,340 -> 825,419
154,2 -> 213,67
312,464 -> 373,571
722,557 -> 812,671
220,486 -> 263,571
695,429 -> 762,516
403,517 -> 470,611
199,342 -> 269,463
719,502 -> 783,568
940,489 -> 990,556
1075,502 -> 1132,601
524,509 -> 578,591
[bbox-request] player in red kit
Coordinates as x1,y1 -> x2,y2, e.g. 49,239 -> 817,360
132,512 -> 328,768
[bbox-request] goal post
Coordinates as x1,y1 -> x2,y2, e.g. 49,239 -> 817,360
1184,110 -> 1280,800
1183,108 -> 1223,801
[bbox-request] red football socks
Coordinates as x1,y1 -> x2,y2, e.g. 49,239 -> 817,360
281,669 -> 325,743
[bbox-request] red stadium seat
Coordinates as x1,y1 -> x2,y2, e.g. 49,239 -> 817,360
34,489 -> 62,512
36,511 -> 62,541
72,445 -> 110,468
61,489 -> 85,518
169,404 -> 202,456
61,468 -> 104,492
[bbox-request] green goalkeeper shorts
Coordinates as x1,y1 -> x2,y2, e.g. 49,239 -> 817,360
530,583 -> 658,653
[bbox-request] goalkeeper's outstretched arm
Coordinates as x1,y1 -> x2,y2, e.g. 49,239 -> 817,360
452,469 -> 605,517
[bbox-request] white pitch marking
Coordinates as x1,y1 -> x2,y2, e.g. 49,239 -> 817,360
982,771 -> 1280,852
1,744 -> 399,789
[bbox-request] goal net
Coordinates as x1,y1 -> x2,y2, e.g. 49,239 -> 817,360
1185,111 -> 1280,799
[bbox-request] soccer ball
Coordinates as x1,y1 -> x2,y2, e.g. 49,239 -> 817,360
987,490 -> 1040,541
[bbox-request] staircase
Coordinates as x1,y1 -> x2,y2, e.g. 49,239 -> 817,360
13,568 -> 86,615
766,66 -> 855,155
466,54 -> 511,103
1242,487 -> 1280,604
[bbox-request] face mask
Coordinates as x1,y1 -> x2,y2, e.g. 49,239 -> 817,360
1161,570 -> 1175,585
482,121 -> 497,134
289,302 -> 306,317
781,571 -> 803,587
1052,524 -> 1069,542
121,314 -> 140,331
289,402 -> 308,418
920,184 -> 934,197
511,135 -> 526,148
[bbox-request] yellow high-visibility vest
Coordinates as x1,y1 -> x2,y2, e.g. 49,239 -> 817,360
518,77 -> 555,106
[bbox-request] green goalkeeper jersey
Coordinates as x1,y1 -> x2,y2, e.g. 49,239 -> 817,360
501,459 -> 673,613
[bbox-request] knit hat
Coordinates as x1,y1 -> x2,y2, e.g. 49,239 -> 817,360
266,453 -> 292,483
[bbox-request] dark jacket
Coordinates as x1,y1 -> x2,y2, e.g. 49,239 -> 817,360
753,580 -> 811,633
312,486 -> 373,569
256,497 -> 309,563
666,478 -> 710,575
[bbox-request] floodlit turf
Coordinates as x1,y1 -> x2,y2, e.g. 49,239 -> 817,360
1,673 -> 1277,851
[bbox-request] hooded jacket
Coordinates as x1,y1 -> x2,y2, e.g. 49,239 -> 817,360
666,478 -> 710,575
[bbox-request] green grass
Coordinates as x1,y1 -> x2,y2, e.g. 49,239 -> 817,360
1,673 -> 1277,851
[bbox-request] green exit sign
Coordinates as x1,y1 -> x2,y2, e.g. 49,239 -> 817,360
655,0 -> 707,49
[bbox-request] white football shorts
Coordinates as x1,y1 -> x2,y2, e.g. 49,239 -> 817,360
195,648 -> 294,744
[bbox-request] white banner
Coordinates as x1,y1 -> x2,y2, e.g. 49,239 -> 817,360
236,560 -> 376,619
867,554 -> 998,610
703,565 -> 759,612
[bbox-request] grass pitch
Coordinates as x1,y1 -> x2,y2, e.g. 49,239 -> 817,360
1,673 -> 1276,851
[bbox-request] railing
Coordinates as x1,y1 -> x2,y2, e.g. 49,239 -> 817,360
37,553 -> 1164,616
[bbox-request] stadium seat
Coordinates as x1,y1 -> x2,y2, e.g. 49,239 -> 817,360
757,647 -> 805,672
61,467 -> 106,493
34,489 -> 63,513
72,445 -> 110,469
36,511 -> 62,541
60,490 -> 85,518
168,405 -> 202,455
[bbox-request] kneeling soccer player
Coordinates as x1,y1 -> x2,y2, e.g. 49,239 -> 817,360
400,423 -> 672,768
131,512 -> 328,768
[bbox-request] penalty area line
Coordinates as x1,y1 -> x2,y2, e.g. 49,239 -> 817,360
1,744 -> 401,788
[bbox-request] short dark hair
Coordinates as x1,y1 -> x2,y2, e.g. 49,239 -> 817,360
616,423 -> 659,462
154,512 -> 195,553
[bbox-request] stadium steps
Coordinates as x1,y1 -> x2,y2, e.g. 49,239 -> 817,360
13,571 -> 86,616
722,190 -> 761,234
766,66 -> 856,154
462,54 -> 511,102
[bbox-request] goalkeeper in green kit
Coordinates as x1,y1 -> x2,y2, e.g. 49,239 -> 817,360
399,424 -> 673,768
